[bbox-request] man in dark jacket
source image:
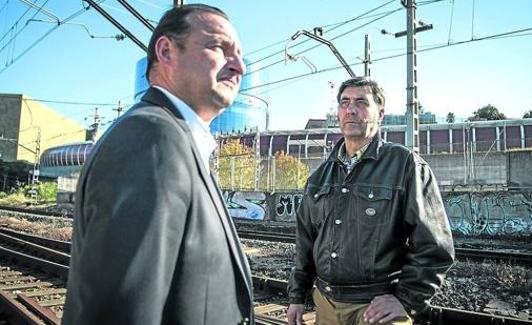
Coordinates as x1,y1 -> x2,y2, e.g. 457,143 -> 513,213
63,5 -> 253,325
287,77 -> 454,325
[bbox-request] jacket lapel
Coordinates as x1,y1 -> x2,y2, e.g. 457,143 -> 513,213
141,87 -> 253,296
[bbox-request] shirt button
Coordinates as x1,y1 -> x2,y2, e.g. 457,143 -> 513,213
335,219 -> 342,225
341,187 -> 349,193
368,192 -> 374,199
331,252 -> 337,258
314,194 -> 319,198
325,286 -> 332,292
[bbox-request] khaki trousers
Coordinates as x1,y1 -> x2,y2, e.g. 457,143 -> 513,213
312,288 -> 412,325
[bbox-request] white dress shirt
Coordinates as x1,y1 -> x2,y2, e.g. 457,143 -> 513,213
153,86 -> 217,174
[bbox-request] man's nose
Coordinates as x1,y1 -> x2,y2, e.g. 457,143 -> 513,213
345,103 -> 358,114
228,54 -> 246,76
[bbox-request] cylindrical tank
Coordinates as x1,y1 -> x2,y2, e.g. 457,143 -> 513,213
133,57 -> 268,132
134,57 -> 149,102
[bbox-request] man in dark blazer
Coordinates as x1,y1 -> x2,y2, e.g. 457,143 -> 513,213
62,5 -> 253,325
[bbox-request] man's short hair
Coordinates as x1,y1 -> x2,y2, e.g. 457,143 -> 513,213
146,4 -> 228,77
336,77 -> 385,107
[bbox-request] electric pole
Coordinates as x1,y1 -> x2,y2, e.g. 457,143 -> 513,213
114,100 -> 124,118
405,0 -> 419,152
30,127 -> 41,202
364,34 -> 372,77
87,107 -> 101,142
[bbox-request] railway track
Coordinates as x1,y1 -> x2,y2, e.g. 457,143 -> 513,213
4,202 -> 529,266
0,228 -> 530,324
0,205 -> 72,219
0,233 -> 68,325
238,229 -> 532,266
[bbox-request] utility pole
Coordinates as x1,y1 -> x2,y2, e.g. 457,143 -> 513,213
385,1 -> 432,152
30,127 -> 41,203
364,34 -> 372,77
326,81 -> 338,127
404,0 -> 419,152
87,107 -> 101,142
113,100 -> 124,118
254,127 -> 261,191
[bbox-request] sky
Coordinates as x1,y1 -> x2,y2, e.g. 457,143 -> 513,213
0,0 -> 531,134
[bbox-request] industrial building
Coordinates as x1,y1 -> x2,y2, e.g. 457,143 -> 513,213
0,94 -> 86,163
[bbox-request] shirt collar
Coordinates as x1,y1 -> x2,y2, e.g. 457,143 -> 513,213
337,138 -> 371,174
153,86 -> 217,173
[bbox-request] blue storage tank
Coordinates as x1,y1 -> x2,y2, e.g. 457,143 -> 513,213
134,57 -> 268,133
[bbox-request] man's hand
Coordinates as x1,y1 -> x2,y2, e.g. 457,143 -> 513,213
287,304 -> 305,325
362,294 -> 408,324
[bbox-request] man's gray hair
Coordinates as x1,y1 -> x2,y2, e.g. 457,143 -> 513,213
336,77 -> 385,107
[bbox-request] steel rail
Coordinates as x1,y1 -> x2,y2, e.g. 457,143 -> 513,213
0,205 -> 70,218
239,230 -> 532,266
2,225 -> 531,266
0,232 -> 70,267
0,245 -> 69,280
0,290 -> 45,325
252,275 -> 532,325
0,228 -> 70,253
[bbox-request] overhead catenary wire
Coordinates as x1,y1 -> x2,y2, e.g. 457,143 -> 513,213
22,97 -> 126,107
245,0 -> 397,66
471,0 -> 476,40
241,26 -> 532,93
245,7 -> 402,78
243,0 -> 446,71
0,0 -> 33,44
447,0 -> 455,44
0,0 -> 51,54
0,0 -> 106,75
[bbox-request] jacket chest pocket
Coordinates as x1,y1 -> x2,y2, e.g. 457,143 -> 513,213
354,185 -> 393,226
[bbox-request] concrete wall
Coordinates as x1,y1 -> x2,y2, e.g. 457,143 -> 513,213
0,94 -> 22,161
18,95 -> 86,163
423,151 -> 529,186
508,150 -> 532,188
221,190 -> 531,237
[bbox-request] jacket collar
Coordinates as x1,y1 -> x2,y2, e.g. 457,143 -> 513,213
327,133 -> 383,163
308,134 -> 383,201
140,86 -> 185,121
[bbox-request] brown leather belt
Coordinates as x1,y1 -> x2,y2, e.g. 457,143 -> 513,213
315,277 -> 396,303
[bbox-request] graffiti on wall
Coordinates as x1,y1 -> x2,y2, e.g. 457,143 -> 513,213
445,192 -> 532,236
223,191 -> 267,220
222,190 -> 532,237
275,193 -> 303,221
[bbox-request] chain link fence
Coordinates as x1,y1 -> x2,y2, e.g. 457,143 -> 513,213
214,136 -> 532,192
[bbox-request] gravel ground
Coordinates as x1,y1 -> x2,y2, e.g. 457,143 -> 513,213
2,206 -> 531,321
243,238 -> 532,321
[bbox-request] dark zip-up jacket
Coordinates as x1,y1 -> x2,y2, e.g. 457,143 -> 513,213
288,136 -> 454,315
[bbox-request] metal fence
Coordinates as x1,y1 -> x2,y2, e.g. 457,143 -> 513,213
214,137 -> 532,192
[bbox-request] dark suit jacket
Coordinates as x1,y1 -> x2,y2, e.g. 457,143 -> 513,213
62,87 -> 253,325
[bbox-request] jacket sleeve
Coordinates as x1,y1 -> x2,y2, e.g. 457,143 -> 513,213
62,112 -> 192,325
394,154 -> 455,316
288,189 -> 317,304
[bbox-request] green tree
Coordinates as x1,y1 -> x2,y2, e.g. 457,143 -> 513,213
446,112 -> 455,123
272,151 -> 309,190
469,104 -> 506,121
217,139 -> 256,190
523,110 -> 532,119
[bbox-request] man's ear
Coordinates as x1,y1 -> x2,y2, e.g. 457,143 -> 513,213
378,106 -> 385,123
154,36 -> 174,64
